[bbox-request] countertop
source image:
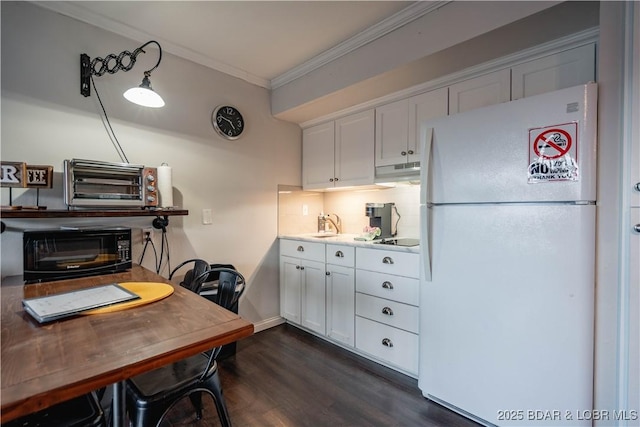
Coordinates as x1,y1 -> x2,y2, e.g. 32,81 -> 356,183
278,233 -> 420,254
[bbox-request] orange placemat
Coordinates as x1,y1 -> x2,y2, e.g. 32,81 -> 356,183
83,282 -> 174,314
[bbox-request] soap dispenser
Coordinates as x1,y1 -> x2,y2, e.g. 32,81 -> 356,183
317,213 -> 327,233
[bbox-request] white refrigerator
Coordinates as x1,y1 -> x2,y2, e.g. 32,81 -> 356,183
418,83 -> 597,426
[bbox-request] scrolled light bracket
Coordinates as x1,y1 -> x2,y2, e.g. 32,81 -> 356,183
80,40 -> 163,97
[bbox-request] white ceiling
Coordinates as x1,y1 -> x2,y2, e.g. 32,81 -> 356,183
34,1 -> 439,89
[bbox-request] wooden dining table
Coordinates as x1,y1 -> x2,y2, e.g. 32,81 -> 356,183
0,264 -> 254,425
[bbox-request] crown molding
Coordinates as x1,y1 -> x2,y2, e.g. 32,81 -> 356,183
30,1 -> 271,88
270,1 -> 449,90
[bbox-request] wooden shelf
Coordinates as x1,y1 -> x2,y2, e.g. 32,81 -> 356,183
0,209 -> 189,219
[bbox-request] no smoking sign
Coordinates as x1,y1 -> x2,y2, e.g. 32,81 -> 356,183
528,122 -> 579,183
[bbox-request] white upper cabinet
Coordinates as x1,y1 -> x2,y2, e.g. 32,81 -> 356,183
302,122 -> 335,189
407,88 -> 449,163
448,69 -> 511,114
375,88 -> 448,168
334,110 -> 375,188
303,110 -> 374,190
375,99 -> 409,167
511,44 -> 596,100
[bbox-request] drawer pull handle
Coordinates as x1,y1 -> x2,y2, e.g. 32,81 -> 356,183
382,256 -> 394,265
297,246 -> 304,252
335,250 -> 344,258
382,338 -> 393,348
382,281 -> 394,290
382,306 -> 394,316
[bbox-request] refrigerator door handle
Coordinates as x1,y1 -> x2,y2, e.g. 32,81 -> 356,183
420,127 -> 433,281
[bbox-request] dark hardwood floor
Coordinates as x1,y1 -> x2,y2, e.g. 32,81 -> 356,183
150,324 -> 479,427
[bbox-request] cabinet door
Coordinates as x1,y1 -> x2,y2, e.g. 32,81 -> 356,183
334,110 -> 375,187
280,256 -> 301,324
303,122 -> 335,190
448,69 -> 511,114
375,99 -> 409,167
301,259 -> 327,335
407,87 -> 448,163
326,264 -> 355,346
511,44 -> 596,100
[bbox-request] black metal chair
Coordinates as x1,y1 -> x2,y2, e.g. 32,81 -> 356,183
2,392 -> 106,427
124,266 -> 246,427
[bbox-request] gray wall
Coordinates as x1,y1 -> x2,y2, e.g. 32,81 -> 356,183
0,1 -> 301,331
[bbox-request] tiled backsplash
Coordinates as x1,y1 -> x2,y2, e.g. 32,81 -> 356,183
278,184 -> 421,238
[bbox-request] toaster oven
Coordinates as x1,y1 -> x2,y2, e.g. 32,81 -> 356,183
64,159 -> 158,208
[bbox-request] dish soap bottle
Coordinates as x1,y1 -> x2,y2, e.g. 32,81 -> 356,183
317,213 -> 327,233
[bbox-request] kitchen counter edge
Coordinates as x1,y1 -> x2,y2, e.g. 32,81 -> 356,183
278,234 -> 420,253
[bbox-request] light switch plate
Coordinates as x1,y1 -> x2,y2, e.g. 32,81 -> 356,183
202,208 -> 213,225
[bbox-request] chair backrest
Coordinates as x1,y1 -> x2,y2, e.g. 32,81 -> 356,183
169,258 -> 210,293
192,267 -> 245,310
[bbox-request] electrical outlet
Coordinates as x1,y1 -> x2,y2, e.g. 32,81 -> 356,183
142,228 -> 153,245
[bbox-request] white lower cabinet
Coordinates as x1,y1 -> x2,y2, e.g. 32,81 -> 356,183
279,239 -> 326,335
325,244 -> 355,347
355,247 -> 420,376
355,317 -> 419,374
280,239 -> 420,376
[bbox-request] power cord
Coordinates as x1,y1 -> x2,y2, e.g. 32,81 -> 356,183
90,75 -> 130,163
139,230 -> 159,272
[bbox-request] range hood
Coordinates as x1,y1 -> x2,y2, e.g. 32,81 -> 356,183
375,161 -> 420,183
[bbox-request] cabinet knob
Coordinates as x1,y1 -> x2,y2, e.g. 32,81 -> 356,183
334,177 -> 339,181
300,266 -> 305,270
296,265 -> 301,270
335,250 -> 344,258
408,150 -> 414,155
326,271 -> 330,276
401,151 -> 407,156
329,178 -> 334,182
297,246 -> 304,252
382,306 -> 394,316
382,281 -> 394,290
381,338 -> 393,348
635,182 -> 640,192
634,224 -> 640,233
382,256 -> 394,264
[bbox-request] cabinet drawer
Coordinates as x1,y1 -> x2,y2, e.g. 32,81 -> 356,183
355,316 -> 418,374
356,247 -> 419,278
356,269 -> 419,306
356,293 -> 418,333
326,244 -> 355,267
280,239 -> 326,261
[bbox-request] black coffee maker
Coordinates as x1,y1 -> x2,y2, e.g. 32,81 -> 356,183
365,203 -> 396,239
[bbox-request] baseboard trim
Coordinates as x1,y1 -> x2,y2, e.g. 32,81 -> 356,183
252,316 -> 286,333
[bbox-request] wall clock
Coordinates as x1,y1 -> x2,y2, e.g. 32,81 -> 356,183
212,105 -> 244,140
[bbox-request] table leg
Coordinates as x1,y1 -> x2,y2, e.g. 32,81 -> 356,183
112,381 -> 126,427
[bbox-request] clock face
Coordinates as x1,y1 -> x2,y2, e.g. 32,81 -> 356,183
212,105 -> 244,140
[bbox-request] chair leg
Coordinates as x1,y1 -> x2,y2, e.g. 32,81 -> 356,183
188,391 -> 204,420
205,370 -> 232,427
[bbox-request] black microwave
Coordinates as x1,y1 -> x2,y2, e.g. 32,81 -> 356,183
23,227 -> 132,283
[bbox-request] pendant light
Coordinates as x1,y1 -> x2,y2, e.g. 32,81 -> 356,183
81,40 -> 165,108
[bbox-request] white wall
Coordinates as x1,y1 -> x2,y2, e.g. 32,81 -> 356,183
0,2 -> 301,330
